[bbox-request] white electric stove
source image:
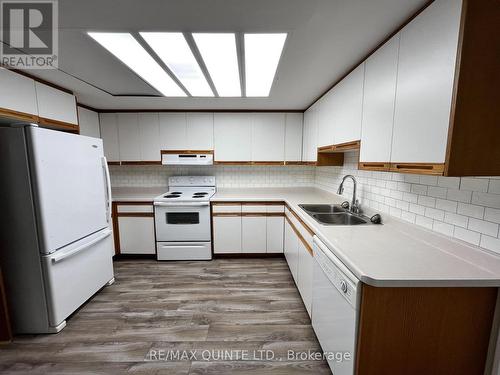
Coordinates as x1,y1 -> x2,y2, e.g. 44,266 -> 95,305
153,176 -> 215,260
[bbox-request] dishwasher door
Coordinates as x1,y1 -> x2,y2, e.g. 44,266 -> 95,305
312,237 -> 361,375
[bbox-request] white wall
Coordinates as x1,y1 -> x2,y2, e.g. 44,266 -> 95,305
316,151 -> 500,255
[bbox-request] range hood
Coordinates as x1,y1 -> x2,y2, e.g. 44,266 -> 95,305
161,151 -> 213,166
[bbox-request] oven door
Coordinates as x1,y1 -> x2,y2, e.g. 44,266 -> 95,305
154,202 -> 211,242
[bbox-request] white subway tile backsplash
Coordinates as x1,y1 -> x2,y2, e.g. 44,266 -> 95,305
471,192 -> 500,209
416,215 -> 434,230
427,186 -> 447,199
418,196 -> 436,208
411,184 -> 428,195
435,199 -> 458,213
433,221 -> 454,237
453,227 -> 481,246
447,188 -> 472,203
444,212 -> 469,228
409,203 -> 426,216
489,180 -> 500,194
419,175 -> 438,186
457,203 -> 484,219
437,176 -> 460,189
468,218 -> 499,237
485,208 -> 500,224
460,177 -> 489,192
480,235 -> 500,255
425,207 -> 445,221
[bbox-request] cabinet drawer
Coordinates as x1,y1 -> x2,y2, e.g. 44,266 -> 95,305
242,204 -> 267,213
267,205 -> 284,213
117,205 -> 153,213
212,203 -> 242,213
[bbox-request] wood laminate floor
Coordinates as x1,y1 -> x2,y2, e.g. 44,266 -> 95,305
0,258 -> 331,374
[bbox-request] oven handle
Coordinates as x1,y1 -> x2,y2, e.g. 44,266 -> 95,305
154,201 -> 210,207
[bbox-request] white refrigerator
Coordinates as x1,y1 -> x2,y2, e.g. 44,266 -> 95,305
0,124 -> 114,333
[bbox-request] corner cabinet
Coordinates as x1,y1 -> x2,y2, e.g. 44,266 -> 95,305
359,0 -> 500,176
35,82 -> 78,130
99,113 -> 120,163
77,107 -> 101,138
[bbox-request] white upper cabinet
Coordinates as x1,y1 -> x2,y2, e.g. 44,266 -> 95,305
360,35 -> 400,163
159,113 -> 187,150
138,113 -> 160,161
77,107 -> 100,138
99,113 -> 120,162
0,68 -> 38,116
285,113 -> 303,162
252,113 -> 285,162
214,113 -> 253,162
117,113 -> 141,161
391,0 -> 462,163
35,81 -> 78,125
302,103 -> 319,162
331,63 -> 365,145
317,92 -> 335,147
186,113 -> 214,150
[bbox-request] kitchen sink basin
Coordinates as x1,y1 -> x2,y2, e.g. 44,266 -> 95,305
298,204 -> 347,214
311,212 -> 370,225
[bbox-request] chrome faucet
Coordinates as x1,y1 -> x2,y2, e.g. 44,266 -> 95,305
337,175 -> 360,214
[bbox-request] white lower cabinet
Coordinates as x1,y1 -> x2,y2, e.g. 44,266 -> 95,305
242,216 -> 267,253
118,216 -> 155,254
213,216 -> 242,254
297,241 -> 313,316
267,216 -> 284,253
284,219 -> 299,282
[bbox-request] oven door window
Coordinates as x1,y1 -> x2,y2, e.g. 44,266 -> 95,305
166,212 -> 200,225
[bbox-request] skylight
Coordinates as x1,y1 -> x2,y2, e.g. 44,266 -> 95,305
87,32 -> 186,97
192,33 -> 241,97
140,32 -> 213,97
244,33 -> 287,97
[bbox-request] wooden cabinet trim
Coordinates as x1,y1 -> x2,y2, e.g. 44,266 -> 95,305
285,203 -> 315,237
317,152 -> 344,167
0,107 -> 38,123
389,162 -> 445,175
38,117 -> 79,133
317,140 -> 361,154
358,162 -> 391,171
212,212 -> 242,217
285,215 -> 313,256
120,161 -> 162,165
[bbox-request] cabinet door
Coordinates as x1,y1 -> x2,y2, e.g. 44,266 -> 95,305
302,106 -> 317,162
117,113 -> 141,161
138,113 -> 160,161
331,63 -> 365,145
213,216 -> 242,253
159,113 -> 187,150
0,68 -> 38,116
242,216 -> 267,253
99,113 -> 120,162
317,93 -> 335,147
284,219 -> 299,282
391,0 -> 462,163
118,216 -> 155,254
251,113 -> 285,162
35,82 -> 78,125
186,113 -> 214,150
214,113 -> 253,161
297,242 -> 313,316
285,113 -> 303,162
266,216 -> 284,253
77,107 -> 101,138
360,35 -> 400,163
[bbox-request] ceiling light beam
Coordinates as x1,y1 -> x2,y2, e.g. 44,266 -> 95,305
134,32 -> 191,97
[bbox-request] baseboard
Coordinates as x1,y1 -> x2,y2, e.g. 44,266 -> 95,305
113,254 -> 157,260
214,253 -> 285,259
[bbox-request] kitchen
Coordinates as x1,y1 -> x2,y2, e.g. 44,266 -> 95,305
0,0 -> 499,374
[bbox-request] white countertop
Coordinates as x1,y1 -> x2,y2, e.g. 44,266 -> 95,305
111,186 -> 500,287
212,187 -> 500,287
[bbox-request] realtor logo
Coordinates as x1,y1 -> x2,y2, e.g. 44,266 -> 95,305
0,0 -> 58,68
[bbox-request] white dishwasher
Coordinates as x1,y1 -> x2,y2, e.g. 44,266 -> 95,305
312,236 -> 361,375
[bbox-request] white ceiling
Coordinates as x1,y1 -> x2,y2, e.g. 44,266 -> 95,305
19,0 -> 427,110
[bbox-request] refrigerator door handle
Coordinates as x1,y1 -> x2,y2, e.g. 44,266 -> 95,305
51,229 -> 112,264
102,156 -> 112,223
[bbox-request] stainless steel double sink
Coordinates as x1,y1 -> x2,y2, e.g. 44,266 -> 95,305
299,204 -> 374,226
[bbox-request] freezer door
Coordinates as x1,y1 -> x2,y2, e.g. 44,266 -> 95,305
28,127 -> 109,254
41,229 -> 114,327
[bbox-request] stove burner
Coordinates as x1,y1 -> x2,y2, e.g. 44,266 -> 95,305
194,192 -> 208,195
170,192 -> 182,195
165,194 -> 181,198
